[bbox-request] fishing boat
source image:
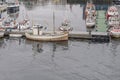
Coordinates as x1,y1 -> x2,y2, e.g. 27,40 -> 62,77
59,20 -> 73,31
25,12 -> 68,41
106,6 -> 119,20
25,25 -> 68,41
109,25 -> 120,38
85,1 -> 96,19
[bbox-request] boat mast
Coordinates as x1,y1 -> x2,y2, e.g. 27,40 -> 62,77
53,11 -> 55,34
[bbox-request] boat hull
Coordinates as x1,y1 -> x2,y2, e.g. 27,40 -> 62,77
59,26 -> 73,31
0,32 -> 4,38
110,31 -> 120,38
25,32 -> 68,41
86,22 -> 95,27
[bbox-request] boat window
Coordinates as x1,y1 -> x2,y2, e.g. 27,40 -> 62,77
4,22 -> 10,24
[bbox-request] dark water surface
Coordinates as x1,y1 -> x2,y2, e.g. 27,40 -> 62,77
1,0 -> 120,80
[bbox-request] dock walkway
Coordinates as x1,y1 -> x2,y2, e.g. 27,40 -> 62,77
96,10 -> 108,32
69,31 -> 110,42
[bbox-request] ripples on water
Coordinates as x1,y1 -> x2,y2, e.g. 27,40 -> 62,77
0,37 -> 120,80
1,0 -> 120,80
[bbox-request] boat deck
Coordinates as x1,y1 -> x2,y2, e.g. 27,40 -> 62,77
96,10 -> 108,32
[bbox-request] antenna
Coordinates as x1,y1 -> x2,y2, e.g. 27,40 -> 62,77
53,11 -> 55,34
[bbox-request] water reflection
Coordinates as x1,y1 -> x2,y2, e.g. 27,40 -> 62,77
110,39 -> 120,57
0,38 -> 5,49
21,0 -> 67,10
25,40 -> 68,57
1,37 -> 120,80
5,37 -> 24,45
32,42 -> 43,56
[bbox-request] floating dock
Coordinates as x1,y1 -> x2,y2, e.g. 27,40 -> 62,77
69,31 -> 110,42
1,30 -> 110,42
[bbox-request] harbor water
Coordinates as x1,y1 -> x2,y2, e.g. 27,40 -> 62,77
0,0 -> 120,80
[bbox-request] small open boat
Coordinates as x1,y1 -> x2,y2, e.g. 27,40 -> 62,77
3,20 -> 18,29
18,19 -> 30,30
59,20 -> 73,31
109,24 -> 120,38
85,2 -> 96,19
106,6 -> 119,20
85,1 -> 96,27
85,14 -> 96,27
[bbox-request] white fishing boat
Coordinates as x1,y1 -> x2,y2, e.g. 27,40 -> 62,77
109,25 -> 120,38
25,12 -> 68,41
106,6 -> 119,20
